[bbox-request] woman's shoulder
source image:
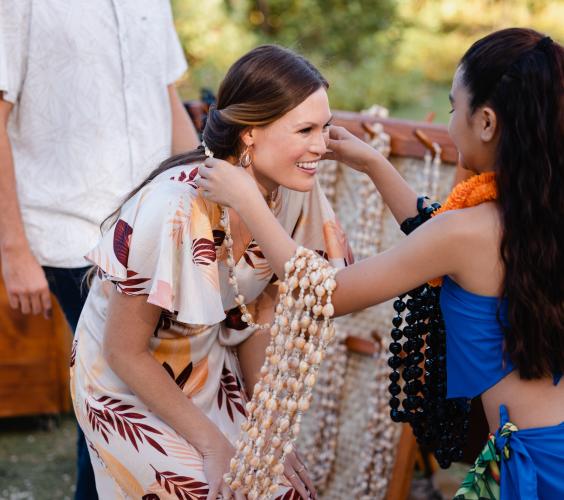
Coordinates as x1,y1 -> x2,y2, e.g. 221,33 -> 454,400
153,162 -> 205,190
120,162 -> 218,223
432,201 -> 501,237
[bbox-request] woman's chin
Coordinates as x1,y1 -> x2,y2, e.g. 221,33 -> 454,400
280,175 -> 316,192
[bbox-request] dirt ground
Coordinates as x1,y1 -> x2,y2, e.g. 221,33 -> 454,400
0,414 -> 465,500
0,415 -> 76,500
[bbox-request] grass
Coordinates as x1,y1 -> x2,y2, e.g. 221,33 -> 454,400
0,414 -> 76,500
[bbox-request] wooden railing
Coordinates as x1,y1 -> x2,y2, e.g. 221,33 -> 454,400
185,101 -> 459,165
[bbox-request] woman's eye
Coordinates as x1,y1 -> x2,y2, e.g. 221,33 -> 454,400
449,108 -> 455,114
299,127 -> 312,134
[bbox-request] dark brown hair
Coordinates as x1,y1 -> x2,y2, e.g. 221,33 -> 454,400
460,28 -> 564,379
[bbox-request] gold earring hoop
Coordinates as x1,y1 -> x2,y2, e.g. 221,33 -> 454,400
239,146 -> 252,168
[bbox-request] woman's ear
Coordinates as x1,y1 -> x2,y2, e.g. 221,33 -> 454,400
240,127 -> 255,147
479,106 -> 498,143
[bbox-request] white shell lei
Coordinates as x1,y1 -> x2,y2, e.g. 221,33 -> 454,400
201,144 -> 338,497
225,246 -> 338,498
204,141 -> 274,331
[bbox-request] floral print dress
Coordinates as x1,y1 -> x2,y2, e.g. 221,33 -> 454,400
70,163 -> 353,499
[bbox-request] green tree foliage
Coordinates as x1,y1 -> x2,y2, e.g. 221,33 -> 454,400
172,0 -> 564,115
241,0 -> 396,64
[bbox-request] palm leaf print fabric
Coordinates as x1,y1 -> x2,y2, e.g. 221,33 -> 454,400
71,163 -> 352,497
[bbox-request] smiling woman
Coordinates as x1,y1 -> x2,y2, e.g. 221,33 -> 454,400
70,44 -> 353,500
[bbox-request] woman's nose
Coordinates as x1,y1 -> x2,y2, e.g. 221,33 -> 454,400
310,131 -> 327,155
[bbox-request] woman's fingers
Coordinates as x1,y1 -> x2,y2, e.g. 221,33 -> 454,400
198,163 -> 211,179
296,466 -> 317,499
234,489 -> 246,500
328,124 -> 350,140
284,453 -> 312,499
286,469 -> 310,499
195,176 -> 209,189
220,483 -> 233,499
206,481 -> 220,500
322,150 -> 337,161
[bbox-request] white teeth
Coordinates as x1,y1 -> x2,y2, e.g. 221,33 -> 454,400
296,161 -> 318,170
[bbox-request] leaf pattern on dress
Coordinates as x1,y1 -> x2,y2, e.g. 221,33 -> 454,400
170,167 -> 199,190
153,311 -> 173,337
242,240 -> 264,269
212,229 -> 225,248
217,365 -> 246,422
113,219 -> 133,267
150,465 -> 208,500
159,427 -> 204,471
116,269 -> 150,294
163,361 -> 193,390
86,396 -> 167,455
224,306 -> 248,331
315,249 -> 329,261
191,238 -> 216,266
274,489 -> 301,500
169,197 -> 191,247
70,338 -> 77,367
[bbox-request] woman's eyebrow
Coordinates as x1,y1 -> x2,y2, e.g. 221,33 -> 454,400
294,115 -> 334,128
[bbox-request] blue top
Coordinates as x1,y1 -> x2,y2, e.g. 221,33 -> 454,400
440,275 -> 513,399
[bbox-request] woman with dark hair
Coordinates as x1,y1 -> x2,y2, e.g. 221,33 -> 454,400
198,28 -> 564,499
71,45 -> 352,499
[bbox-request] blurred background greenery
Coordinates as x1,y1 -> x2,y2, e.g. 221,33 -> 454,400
173,0 -> 563,124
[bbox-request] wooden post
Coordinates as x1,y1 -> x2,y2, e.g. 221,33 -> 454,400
385,424 -> 418,500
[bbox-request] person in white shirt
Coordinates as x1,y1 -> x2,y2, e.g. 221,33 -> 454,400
0,1 -> 199,497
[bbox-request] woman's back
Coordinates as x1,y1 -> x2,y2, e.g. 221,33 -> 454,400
443,203 -> 564,431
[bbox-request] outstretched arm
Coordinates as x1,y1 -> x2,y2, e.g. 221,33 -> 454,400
197,159 -> 466,316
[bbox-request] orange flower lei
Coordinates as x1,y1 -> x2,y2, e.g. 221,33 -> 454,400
428,171 -> 497,287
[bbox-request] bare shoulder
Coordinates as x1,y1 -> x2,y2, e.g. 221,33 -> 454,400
431,202 -> 503,293
429,202 -> 501,240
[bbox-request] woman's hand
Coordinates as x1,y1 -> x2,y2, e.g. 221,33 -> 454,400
284,450 -> 317,499
202,435 -> 245,500
197,158 -> 262,211
324,125 -> 382,174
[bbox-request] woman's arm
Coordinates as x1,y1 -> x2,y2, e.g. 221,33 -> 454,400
102,288 -> 242,500
326,125 -> 419,224
197,161 -> 468,316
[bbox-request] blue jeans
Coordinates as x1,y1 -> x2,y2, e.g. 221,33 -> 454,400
43,266 -> 98,500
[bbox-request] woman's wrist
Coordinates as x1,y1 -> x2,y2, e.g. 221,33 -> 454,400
363,154 -> 382,177
234,186 -> 270,218
180,416 -> 229,455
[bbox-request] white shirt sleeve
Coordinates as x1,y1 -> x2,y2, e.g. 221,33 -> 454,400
0,0 -> 31,103
163,3 -> 188,85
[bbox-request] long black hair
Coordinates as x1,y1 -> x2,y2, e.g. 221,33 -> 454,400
460,28 -> 564,379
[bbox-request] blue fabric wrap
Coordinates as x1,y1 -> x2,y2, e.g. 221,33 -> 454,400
440,276 -> 513,399
496,405 -> 564,500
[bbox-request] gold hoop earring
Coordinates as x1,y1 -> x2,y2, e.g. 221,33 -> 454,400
240,147 -> 252,168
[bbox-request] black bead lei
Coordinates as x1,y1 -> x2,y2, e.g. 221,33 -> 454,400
389,197 -> 471,469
